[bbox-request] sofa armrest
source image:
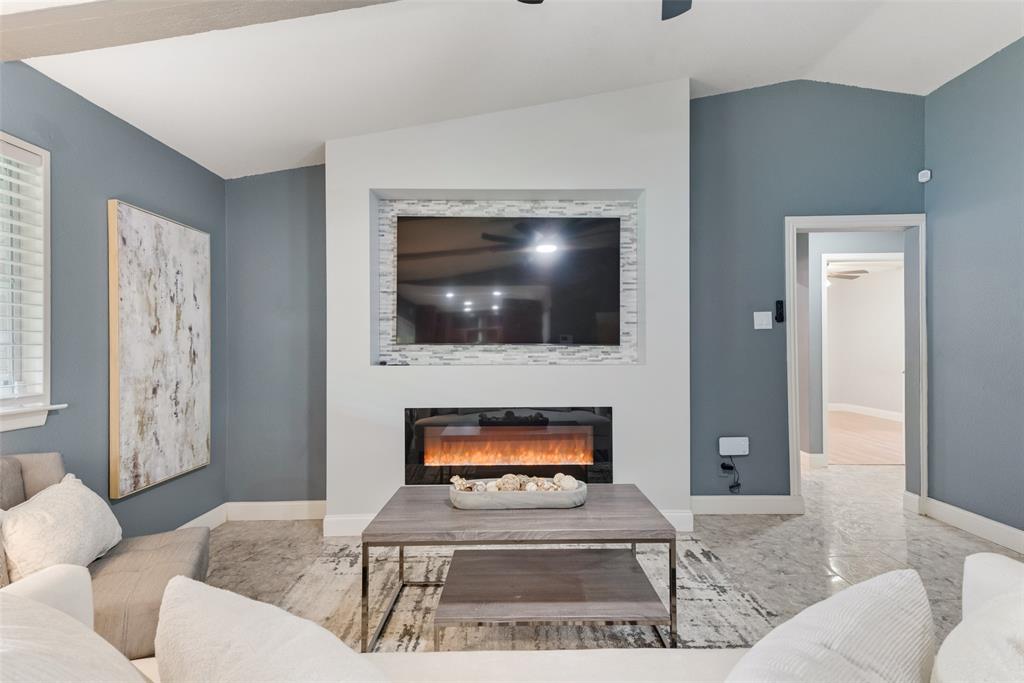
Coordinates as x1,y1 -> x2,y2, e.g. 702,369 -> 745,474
0,564 -> 93,628
962,553 -> 1024,620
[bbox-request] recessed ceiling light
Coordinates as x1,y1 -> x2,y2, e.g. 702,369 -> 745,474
492,291 -> 502,296
445,292 -> 455,298
535,244 -> 557,254
491,305 -> 499,311
464,301 -> 473,306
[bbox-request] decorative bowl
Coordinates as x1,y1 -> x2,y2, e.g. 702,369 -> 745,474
449,479 -> 587,510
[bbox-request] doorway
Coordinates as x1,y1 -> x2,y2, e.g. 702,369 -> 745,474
784,215 -> 927,506
822,253 -> 905,467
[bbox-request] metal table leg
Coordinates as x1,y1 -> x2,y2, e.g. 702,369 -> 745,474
360,542 -> 370,652
362,543 -> 444,652
668,539 -> 678,648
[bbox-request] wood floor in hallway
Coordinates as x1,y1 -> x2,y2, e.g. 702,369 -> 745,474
827,410 -> 904,465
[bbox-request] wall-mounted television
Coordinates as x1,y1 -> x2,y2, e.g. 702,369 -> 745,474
396,216 -> 620,345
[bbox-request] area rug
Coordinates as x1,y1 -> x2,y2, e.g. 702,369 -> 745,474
207,523 -> 777,653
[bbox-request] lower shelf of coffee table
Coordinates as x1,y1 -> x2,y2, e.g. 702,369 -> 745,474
434,548 -> 670,626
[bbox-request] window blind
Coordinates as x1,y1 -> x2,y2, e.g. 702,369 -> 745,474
0,139 -> 46,402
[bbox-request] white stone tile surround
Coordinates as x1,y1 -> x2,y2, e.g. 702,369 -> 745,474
376,198 -> 639,365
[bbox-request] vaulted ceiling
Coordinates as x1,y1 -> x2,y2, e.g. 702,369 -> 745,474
18,0 -> 1023,178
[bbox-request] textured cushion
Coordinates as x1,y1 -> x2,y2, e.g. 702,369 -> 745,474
91,527 -> 209,660
726,569 -> 936,683
1,473 -> 122,582
6,452 -> 66,499
962,553 -> 1024,620
156,576 -> 389,683
0,456 -> 26,509
0,591 -> 145,683
932,590 -> 1024,683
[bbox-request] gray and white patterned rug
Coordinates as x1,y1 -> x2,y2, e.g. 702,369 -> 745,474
206,468 -> 1016,651
207,522 -> 776,652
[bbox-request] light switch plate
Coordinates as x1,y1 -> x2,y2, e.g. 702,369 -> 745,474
719,436 -> 750,456
754,311 -> 773,329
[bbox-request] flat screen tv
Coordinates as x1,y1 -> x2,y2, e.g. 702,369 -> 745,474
396,216 -> 620,345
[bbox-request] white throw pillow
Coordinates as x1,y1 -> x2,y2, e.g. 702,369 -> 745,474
1,474 -> 122,582
156,576 -> 390,683
0,591 -> 145,683
931,591 -> 1024,683
727,569 -> 936,683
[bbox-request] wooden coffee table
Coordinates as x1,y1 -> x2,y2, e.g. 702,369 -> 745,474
360,483 -> 677,651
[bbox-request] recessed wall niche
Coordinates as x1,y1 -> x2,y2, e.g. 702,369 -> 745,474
374,196 -> 640,365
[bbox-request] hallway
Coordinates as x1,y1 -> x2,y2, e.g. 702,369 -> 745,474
827,410 -> 904,465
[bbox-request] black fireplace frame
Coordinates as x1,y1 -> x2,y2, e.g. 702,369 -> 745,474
404,407 -> 612,485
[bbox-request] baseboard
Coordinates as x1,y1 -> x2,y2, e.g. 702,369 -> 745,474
228,500 -> 326,521
922,497 -> 1024,553
322,513 -> 374,537
179,500 -> 326,530
660,509 -> 694,533
902,491 -> 922,515
828,403 -> 903,422
179,503 -> 228,530
691,495 -> 805,515
801,450 -> 828,469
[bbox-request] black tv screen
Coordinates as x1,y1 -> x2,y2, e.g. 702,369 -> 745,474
396,216 -> 620,345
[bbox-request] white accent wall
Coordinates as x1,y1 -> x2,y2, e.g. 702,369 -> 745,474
323,79 -> 691,532
828,267 -> 905,418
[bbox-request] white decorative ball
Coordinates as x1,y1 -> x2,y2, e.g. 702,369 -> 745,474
558,475 -> 578,491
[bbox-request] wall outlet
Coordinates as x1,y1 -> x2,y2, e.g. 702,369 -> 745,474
719,436 -> 749,457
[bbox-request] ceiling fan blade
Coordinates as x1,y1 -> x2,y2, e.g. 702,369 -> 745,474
399,244 -> 519,261
480,232 -> 524,245
830,269 -> 869,275
662,0 -> 692,20
828,274 -> 860,280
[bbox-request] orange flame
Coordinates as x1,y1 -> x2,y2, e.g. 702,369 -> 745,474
424,425 -> 594,466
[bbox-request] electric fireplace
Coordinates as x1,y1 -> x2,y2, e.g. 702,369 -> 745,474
405,407 -> 612,485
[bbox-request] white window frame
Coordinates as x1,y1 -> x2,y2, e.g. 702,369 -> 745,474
0,132 -> 66,432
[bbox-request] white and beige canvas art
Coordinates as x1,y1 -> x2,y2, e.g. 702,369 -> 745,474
108,200 -> 210,499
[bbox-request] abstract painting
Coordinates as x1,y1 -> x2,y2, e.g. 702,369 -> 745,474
108,200 -> 210,499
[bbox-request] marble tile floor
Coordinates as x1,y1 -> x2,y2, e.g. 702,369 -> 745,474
207,465 -> 1021,652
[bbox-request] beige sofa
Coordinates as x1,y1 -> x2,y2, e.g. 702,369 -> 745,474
136,552 -> 1024,683
5,553 -> 1022,682
0,452 -> 210,660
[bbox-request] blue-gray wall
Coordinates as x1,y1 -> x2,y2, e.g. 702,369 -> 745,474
690,80 -> 925,495
224,167 -> 326,501
923,39 -> 1024,529
0,62 -> 227,536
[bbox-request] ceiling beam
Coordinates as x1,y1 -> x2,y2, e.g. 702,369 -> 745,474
1,0 -> 398,61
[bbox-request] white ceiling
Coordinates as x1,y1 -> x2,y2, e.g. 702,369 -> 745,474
23,0 -> 1024,179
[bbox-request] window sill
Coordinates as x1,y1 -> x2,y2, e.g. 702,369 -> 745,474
0,403 -> 68,432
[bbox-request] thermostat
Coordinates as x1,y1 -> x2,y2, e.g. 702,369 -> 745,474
719,436 -> 749,457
